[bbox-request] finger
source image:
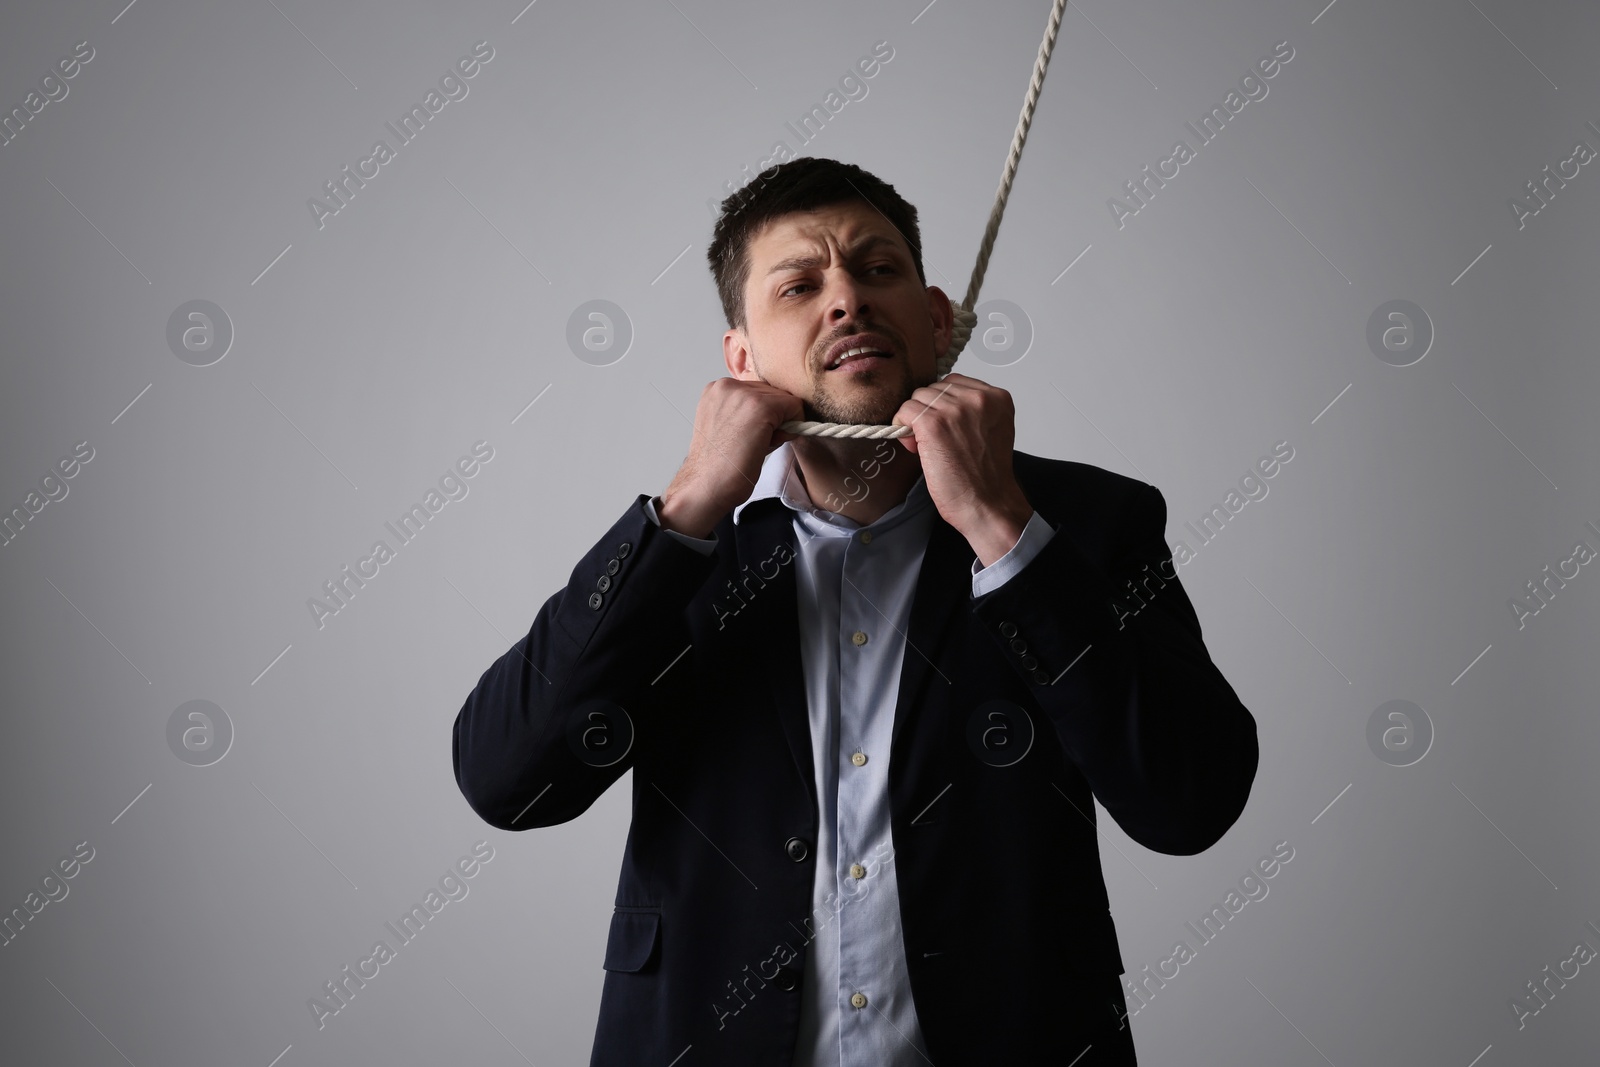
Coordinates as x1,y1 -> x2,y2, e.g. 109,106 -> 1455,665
941,371 -> 989,387
909,380 -> 971,409
893,398 -> 929,420
894,402 -> 950,435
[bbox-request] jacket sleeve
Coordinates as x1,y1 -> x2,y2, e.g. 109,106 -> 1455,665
451,493 -> 721,830
971,482 -> 1259,855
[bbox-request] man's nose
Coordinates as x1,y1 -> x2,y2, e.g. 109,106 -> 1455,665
824,272 -> 872,321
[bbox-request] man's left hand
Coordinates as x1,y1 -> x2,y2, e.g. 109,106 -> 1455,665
892,372 -> 1034,568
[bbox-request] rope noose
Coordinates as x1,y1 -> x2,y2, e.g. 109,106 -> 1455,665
780,0 -> 1070,440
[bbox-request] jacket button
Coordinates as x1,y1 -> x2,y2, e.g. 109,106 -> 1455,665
1009,638 -> 1027,654
588,592 -> 604,610
1020,655 -> 1038,670
785,837 -> 809,862
773,965 -> 800,991
596,574 -> 611,592
999,621 -> 1018,638
606,558 -> 621,576
617,542 -> 631,558
1031,668 -> 1051,685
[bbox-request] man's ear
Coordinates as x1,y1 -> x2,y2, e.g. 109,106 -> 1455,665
724,327 -> 760,380
926,285 -> 955,362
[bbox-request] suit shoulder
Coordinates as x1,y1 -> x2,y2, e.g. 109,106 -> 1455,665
1012,452 -> 1167,561
1012,450 -> 1152,509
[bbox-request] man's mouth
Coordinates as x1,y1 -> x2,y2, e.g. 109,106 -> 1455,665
826,345 -> 891,372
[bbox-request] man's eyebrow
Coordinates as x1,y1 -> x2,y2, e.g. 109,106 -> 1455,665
763,234 -> 904,277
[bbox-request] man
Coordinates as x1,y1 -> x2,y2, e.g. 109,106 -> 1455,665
452,157 -> 1258,1065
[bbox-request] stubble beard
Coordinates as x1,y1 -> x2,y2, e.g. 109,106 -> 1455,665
804,357 -> 936,426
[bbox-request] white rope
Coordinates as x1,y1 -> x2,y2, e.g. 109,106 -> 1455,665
782,0 -> 1070,440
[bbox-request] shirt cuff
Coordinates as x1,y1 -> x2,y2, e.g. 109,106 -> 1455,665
971,509 -> 1055,599
644,494 -> 719,556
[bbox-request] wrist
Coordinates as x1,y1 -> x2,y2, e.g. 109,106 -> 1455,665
965,492 -> 1034,569
658,484 -> 720,539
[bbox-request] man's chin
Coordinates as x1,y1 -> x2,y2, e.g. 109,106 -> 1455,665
807,374 -> 916,426
804,398 -> 898,427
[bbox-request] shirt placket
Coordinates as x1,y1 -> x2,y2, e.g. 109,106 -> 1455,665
836,523 -> 888,1054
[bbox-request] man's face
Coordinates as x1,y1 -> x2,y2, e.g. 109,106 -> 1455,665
725,200 -> 953,426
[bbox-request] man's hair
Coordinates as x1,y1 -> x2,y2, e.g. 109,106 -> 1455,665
706,157 -> 927,332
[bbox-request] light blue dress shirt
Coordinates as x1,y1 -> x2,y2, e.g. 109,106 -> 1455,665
644,442 -> 1056,1065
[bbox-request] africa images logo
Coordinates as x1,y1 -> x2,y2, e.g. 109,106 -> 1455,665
306,841 -> 495,1030
306,41 -> 495,230
306,441 -> 494,630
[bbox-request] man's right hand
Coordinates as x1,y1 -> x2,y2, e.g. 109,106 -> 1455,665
657,378 -> 804,539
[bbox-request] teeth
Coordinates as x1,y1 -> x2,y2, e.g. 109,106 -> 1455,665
830,346 -> 886,368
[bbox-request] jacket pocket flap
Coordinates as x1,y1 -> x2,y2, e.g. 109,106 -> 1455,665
602,908 -> 660,972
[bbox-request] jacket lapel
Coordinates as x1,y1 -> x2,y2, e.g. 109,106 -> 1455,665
890,512 -> 973,766
891,454 -> 1049,763
733,500 -> 819,820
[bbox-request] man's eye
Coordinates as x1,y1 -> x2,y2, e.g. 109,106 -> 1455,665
780,265 -> 893,297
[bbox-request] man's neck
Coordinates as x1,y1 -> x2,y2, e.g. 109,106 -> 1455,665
790,436 -> 923,527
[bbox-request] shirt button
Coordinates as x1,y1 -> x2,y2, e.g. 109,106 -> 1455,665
851,630 -> 869,647
850,863 -> 866,879
859,531 -> 873,544
850,752 -> 867,767
850,992 -> 868,1009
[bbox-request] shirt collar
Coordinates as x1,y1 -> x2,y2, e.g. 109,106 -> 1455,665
732,440 -> 931,532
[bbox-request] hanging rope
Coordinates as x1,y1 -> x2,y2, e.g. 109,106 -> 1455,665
780,0 -> 1070,440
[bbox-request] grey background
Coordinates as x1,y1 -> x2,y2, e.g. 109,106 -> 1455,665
1,0 -> 1595,1063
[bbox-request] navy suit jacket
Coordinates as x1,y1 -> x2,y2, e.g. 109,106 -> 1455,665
452,451 -> 1259,1065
